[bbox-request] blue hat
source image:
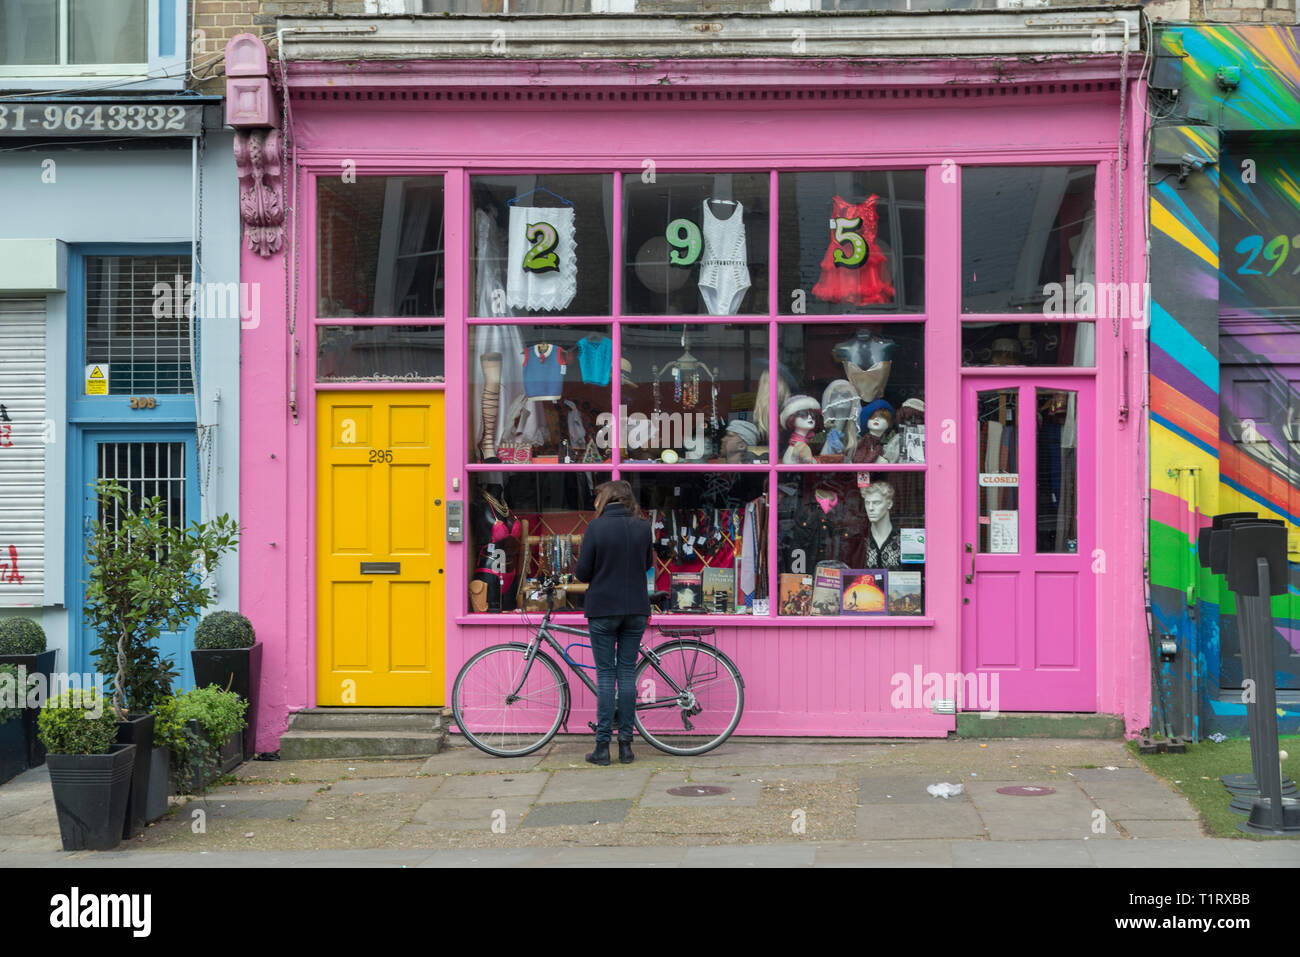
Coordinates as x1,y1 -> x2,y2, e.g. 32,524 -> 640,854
858,399 -> 895,433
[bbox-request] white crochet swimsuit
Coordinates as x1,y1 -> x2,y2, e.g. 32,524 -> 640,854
697,200 -> 750,315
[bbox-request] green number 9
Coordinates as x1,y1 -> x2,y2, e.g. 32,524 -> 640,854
666,218 -> 702,267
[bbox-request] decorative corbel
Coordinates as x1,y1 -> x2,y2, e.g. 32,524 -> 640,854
226,34 -> 285,259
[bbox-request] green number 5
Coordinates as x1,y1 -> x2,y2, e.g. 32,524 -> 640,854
831,217 -> 868,268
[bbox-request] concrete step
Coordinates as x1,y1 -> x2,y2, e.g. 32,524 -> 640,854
955,712 -> 1124,739
278,729 -> 446,760
287,708 -> 448,733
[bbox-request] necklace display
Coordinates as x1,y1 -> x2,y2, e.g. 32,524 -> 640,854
683,372 -> 700,409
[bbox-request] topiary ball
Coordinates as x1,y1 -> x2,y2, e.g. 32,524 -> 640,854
0,617 -> 47,656
194,610 -> 256,650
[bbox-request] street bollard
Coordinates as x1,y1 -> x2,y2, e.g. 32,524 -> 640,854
1225,522 -> 1300,835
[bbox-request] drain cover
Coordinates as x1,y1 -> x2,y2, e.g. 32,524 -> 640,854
667,785 -> 731,797
996,785 -> 1056,796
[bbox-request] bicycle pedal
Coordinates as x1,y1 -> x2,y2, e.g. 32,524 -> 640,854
587,721 -> 598,734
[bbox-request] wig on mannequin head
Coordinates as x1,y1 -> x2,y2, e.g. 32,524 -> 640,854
754,369 -> 792,442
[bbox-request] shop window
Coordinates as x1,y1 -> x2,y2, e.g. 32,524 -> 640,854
316,325 -> 445,383
975,387 -> 1019,554
961,321 -> 1095,367
961,166 -> 1096,314
85,254 -> 194,395
317,176 -> 445,318
777,170 -> 925,314
776,322 -> 925,464
2,0 -> 145,66
470,174 -> 613,318
619,323 -> 767,464
621,173 -> 770,316
468,323 -> 612,464
466,472 -> 604,615
625,471 -> 770,616
777,471 -> 925,617
1219,142 -> 1300,314
1035,387 -> 1079,554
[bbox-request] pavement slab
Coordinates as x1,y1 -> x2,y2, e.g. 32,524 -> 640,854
1073,767 -> 1200,821
950,840 -> 1097,867
536,767 -> 653,802
1114,819 -> 1207,839
966,780 -> 1120,840
813,840 -> 954,867
409,797 -> 533,831
522,799 -> 634,827
432,771 -> 548,800
639,771 -> 761,807
235,758 -> 426,783
684,844 -> 817,867
857,801 -> 987,840
420,745 -> 551,774
186,799 -> 309,820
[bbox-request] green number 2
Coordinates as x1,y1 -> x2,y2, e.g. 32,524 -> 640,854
831,217 -> 868,268
523,222 -> 560,273
666,218 -> 703,266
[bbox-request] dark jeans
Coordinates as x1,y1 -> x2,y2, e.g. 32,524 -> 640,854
588,614 -> 647,744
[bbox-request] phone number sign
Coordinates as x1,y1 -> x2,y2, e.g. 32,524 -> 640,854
0,102 -> 203,137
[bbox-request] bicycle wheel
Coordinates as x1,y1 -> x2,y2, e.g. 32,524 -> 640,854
452,642 -> 568,757
633,639 -> 744,756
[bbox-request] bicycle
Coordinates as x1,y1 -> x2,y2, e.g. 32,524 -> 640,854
451,576 -> 745,757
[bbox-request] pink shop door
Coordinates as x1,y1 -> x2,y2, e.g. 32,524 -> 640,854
960,378 -> 1097,711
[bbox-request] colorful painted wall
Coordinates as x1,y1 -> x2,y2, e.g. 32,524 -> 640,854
1148,24 -> 1300,740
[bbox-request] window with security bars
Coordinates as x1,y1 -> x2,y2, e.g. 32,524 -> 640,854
96,442 -> 186,531
85,255 -> 195,395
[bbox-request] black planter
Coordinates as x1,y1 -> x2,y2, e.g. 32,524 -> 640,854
0,650 -> 57,767
46,743 -> 136,851
0,717 -> 26,785
192,642 -> 261,758
145,745 -> 170,823
178,721 -> 243,794
115,713 -> 155,840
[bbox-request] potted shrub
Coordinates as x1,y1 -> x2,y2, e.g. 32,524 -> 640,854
83,480 -> 239,837
0,617 -> 57,767
155,685 -> 248,796
0,664 -> 31,785
38,688 -> 135,851
192,611 -> 261,759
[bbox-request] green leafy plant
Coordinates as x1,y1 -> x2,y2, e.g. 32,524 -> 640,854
83,481 -> 239,719
154,685 -> 247,793
194,610 -> 256,651
36,689 -> 119,755
0,664 -> 27,725
0,618 -> 46,656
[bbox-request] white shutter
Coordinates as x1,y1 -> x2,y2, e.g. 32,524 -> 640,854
0,300 -> 45,606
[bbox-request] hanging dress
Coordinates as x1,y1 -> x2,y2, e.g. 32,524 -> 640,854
697,199 -> 751,315
812,195 -> 895,307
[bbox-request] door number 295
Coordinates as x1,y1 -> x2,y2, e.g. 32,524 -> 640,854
368,449 -> 393,464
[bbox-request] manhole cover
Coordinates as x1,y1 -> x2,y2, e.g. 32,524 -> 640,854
667,785 -> 731,797
996,785 -> 1056,797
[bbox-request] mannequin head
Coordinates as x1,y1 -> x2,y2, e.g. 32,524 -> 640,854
780,395 -> 822,436
859,399 -> 896,439
860,482 -> 895,524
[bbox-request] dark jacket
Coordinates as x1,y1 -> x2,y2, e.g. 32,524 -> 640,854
574,503 -> 654,618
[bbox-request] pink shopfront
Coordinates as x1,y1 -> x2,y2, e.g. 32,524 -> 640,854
230,12 -> 1151,752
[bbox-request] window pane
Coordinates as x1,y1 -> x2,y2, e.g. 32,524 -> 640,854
468,324 -> 612,464
1036,388 -> 1078,553
777,471 -> 925,616
471,175 -> 612,317
976,388 -> 1019,554
1219,143 -> 1300,313
467,473 -> 604,614
625,472 -> 769,615
961,322 -> 1095,367
318,176 -> 445,318
778,170 -> 925,314
619,323 -> 767,464
2,0 -> 58,65
962,166 -> 1096,313
97,441 -> 186,531
69,0 -> 146,64
317,325 -> 445,383
85,255 -> 194,395
622,173 -> 770,316
777,322 -> 925,464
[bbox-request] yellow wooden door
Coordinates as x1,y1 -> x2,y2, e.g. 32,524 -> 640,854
316,391 -> 445,706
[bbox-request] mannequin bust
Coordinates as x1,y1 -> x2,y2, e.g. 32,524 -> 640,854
780,395 -> 821,465
860,481 -> 902,568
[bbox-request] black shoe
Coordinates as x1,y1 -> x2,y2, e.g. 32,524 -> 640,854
586,742 -> 611,766
618,740 -> 634,764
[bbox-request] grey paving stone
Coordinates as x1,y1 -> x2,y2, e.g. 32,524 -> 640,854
1084,839 -> 1242,867
1114,819 -> 1206,839
0,835 -> 64,853
421,745 -> 550,774
201,782 -> 325,801
1224,839 -> 1300,865
322,777 -> 444,796
1074,767 -> 1199,821
639,771 -> 761,807
813,840 -> 954,867
951,840 -> 1096,867
415,849 -> 543,867
519,846 -> 684,867
684,743 -> 884,768
522,799 -> 633,827
537,767 -> 652,803
0,803 -> 61,836
193,799 -> 309,820
967,781 -> 1119,840
727,766 -> 838,783
408,797 -> 533,832
432,772 -> 548,800
684,844 -> 817,867
857,802 -> 986,840
859,775 -> 959,805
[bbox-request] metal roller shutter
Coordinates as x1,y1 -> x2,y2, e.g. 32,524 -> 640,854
0,299 -> 45,606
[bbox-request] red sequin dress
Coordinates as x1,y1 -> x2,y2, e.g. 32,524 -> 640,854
812,195 -> 895,306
